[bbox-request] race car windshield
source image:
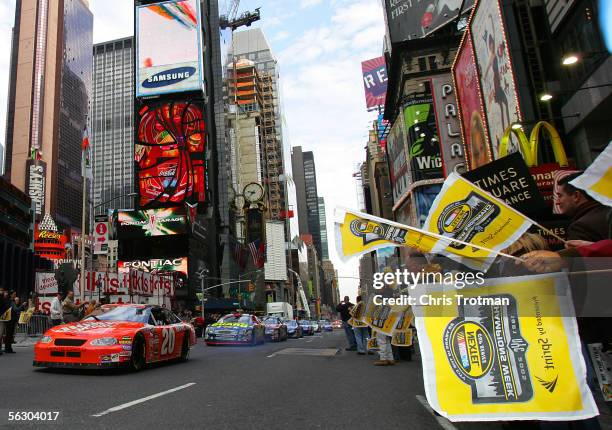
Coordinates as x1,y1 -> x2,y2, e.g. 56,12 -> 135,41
298,321 -> 309,325
85,307 -> 149,323
262,317 -> 278,323
286,320 -> 297,327
219,315 -> 251,324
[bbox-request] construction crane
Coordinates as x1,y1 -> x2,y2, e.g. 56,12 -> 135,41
219,0 -> 261,31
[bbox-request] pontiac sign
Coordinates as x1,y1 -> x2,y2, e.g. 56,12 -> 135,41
26,160 -> 46,218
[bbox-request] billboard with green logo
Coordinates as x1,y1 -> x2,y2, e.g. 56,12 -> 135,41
403,98 -> 443,181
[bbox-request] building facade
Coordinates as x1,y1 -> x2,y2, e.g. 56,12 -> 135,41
4,0 -> 93,229
91,37 -> 135,215
291,147 -> 323,258
317,197 -> 329,260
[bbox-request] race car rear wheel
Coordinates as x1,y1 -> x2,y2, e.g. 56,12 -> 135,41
130,334 -> 146,372
179,333 -> 190,362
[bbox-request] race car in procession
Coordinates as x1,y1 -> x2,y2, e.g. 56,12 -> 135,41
298,319 -> 314,336
33,304 -> 196,371
285,319 -> 303,338
319,320 -> 333,332
311,320 -> 321,333
261,316 -> 289,342
204,313 -> 265,346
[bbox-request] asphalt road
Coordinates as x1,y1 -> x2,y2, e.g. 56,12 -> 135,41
0,331 -> 521,430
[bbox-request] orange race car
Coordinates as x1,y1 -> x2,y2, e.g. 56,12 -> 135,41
33,304 -> 196,371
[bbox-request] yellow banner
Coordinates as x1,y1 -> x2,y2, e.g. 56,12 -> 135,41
363,300 -> 409,336
570,141 -> 612,207
422,172 -> 533,271
413,273 -> 597,421
391,329 -> 413,347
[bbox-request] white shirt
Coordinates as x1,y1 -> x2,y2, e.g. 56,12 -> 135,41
50,297 -> 62,320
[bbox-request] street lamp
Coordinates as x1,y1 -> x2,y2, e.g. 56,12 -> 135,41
561,51 -> 608,66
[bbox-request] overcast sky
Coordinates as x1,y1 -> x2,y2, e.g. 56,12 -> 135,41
0,0 -> 385,300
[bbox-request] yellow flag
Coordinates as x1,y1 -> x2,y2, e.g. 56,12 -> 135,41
334,208 -> 437,260
422,172 -> 532,271
570,141 -> 612,207
413,272 -> 597,421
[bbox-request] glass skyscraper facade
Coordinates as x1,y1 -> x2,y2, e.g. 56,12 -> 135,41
317,197 -> 328,260
91,37 -> 134,215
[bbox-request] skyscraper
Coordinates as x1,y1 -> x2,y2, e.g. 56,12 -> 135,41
291,146 -> 322,258
228,28 -> 287,221
91,37 -> 134,215
4,0 -> 93,228
317,197 -> 329,260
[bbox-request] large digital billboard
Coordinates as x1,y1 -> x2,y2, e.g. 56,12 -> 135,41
136,100 -> 206,208
403,97 -> 443,181
452,31 -> 491,170
136,0 -> 203,97
118,207 -> 187,238
383,0 -> 474,44
470,0 -> 521,159
118,257 -> 188,277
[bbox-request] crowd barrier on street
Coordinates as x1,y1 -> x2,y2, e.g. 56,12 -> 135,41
14,314 -> 51,344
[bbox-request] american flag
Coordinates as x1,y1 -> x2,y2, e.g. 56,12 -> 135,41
230,237 -> 247,269
248,240 -> 265,268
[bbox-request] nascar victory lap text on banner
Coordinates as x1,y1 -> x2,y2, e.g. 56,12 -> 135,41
413,273 -> 597,421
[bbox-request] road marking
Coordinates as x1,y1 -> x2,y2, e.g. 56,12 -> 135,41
91,383 -> 196,417
266,353 -> 276,358
415,395 -> 457,430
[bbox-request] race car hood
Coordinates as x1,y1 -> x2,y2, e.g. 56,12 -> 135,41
48,321 -> 146,337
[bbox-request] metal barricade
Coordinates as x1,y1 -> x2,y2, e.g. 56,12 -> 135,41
14,314 -> 52,344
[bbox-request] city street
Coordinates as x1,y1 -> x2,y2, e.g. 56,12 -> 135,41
3,330 -> 498,430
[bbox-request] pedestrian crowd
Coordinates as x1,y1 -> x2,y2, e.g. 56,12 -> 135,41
0,288 -> 29,355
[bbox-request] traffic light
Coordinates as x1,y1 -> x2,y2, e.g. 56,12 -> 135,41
248,282 -> 255,292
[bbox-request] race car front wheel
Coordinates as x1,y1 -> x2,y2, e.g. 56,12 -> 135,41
179,334 -> 190,362
130,335 -> 146,372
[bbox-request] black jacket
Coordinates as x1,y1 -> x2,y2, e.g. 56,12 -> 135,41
567,201 -> 611,242
0,295 -> 10,315
336,302 -> 354,322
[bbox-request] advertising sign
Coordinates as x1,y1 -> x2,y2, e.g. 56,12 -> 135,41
35,272 -> 59,295
264,221 -> 287,282
387,113 -> 409,203
430,75 -> 466,176
136,100 -> 206,208
361,56 -> 388,110
403,97 -> 443,181
463,152 -> 546,215
26,159 -> 46,219
452,31 -> 491,170
118,257 -> 188,277
413,273 -> 597,421
93,220 -> 109,254
118,207 -> 187,238
471,0 -> 521,159
136,0 -> 203,97
383,0 -> 474,43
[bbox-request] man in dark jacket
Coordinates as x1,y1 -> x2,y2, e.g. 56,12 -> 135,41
336,296 -> 357,351
0,288 -> 10,355
5,296 -> 27,353
557,173 -> 610,242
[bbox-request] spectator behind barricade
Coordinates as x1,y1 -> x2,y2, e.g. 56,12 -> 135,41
351,296 -> 372,356
50,293 -> 63,326
336,296 -> 357,351
0,287 -> 11,355
62,291 -> 87,323
4,297 -> 28,354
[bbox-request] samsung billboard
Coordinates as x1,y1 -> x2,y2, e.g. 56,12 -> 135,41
136,0 -> 204,97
